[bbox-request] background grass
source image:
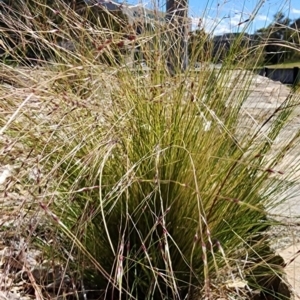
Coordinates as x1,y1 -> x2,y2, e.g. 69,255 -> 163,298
266,61 -> 300,68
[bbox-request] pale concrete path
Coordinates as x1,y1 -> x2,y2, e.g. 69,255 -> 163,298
280,244 -> 300,299
238,72 -> 300,298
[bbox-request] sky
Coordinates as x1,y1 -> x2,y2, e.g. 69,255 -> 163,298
124,0 -> 300,35
188,0 -> 300,35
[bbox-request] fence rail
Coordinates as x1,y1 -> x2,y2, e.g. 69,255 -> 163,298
257,67 -> 300,85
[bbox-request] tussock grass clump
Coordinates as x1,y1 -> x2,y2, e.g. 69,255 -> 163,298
0,1 -> 300,300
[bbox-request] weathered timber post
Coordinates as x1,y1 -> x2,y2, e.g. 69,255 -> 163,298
166,0 -> 189,74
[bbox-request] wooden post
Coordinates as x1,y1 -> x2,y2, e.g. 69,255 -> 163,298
166,0 -> 188,73
264,67 -> 269,78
